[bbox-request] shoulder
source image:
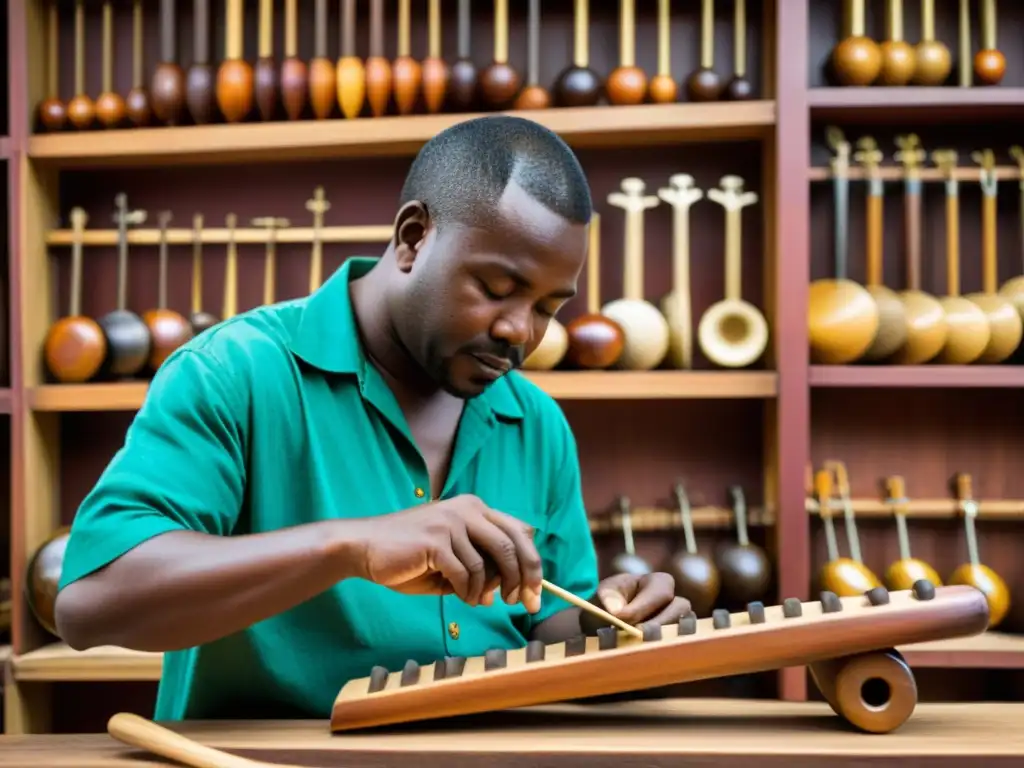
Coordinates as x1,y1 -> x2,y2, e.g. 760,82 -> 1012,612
143,301 -> 306,410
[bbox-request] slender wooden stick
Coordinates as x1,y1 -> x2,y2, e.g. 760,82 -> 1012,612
541,579 -> 644,638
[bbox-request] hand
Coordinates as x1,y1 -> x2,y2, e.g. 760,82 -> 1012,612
349,494 -> 543,613
579,572 -> 691,634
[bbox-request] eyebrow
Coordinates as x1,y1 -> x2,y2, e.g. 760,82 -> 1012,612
505,263 -> 577,300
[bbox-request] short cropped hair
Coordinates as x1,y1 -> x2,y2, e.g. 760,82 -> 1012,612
399,115 -> 592,229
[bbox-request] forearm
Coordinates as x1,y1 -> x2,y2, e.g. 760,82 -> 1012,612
54,520 -> 366,652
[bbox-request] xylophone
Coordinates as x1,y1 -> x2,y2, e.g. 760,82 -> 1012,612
331,582 -> 989,735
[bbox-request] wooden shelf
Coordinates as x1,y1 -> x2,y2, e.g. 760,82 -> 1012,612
0,136 -> 9,158
808,166 -> 1024,183
29,373 -> 777,412
808,87 -> 1024,123
805,497 -> 1024,520
0,644 -> 10,665
27,102 -> 776,169
898,632 -> 1024,669
11,633 -> 1023,684
12,643 -> 162,682
809,366 -> 1024,388
45,224 -> 395,247
0,388 -> 12,414
523,371 -> 777,399
590,505 -> 774,533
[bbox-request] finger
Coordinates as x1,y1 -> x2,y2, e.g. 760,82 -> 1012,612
463,516 -> 523,603
595,572 -> 643,615
612,572 -> 677,623
641,596 -> 693,626
480,575 -> 502,607
485,510 -> 543,612
448,528 -> 489,606
427,537 -> 473,604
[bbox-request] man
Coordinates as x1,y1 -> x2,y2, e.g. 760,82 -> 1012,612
54,115 -> 690,721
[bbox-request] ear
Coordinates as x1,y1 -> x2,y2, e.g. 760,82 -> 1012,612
392,201 -> 430,273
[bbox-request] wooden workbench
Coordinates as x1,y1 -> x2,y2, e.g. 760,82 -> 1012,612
1,698 -> 1022,767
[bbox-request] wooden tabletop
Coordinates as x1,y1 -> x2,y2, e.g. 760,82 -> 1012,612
2,698 -> 1023,767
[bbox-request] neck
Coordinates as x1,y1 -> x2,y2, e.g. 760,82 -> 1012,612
348,266 -> 446,402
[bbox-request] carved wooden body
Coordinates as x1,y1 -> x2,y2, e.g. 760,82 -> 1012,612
332,584 -> 988,734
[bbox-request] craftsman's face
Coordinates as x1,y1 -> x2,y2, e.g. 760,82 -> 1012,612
393,182 -> 587,398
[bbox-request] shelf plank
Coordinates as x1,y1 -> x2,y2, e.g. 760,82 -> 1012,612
521,371 -> 777,399
29,373 -> 777,412
808,87 -> 1024,123
13,643 -> 162,682
0,644 -> 10,665
809,366 -> 1024,388
898,632 -> 1024,669
0,136 -> 9,158
805,497 -> 1024,520
0,388 -> 12,414
12,632 -> 1023,684
27,102 -> 776,169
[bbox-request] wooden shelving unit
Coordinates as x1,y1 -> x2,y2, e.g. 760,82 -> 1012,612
26,372 -> 778,412
27,101 -> 776,168
3,0 -> 1023,739
808,366 -> 1024,388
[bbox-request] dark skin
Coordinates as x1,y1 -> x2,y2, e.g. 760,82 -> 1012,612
54,180 -> 690,654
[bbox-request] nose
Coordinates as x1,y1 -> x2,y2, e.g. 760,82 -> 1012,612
492,304 -> 533,348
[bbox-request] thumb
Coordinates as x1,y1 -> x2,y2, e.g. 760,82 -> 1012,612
598,587 -> 626,614
595,572 -> 640,615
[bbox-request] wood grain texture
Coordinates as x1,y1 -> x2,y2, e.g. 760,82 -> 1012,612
5,700 -> 1024,766
326,586 -> 988,732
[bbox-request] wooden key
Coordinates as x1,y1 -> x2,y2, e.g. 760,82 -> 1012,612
657,174 -> 703,369
306,187 -> 331,294
252,216 -> 289,306
607,178 -> 660,301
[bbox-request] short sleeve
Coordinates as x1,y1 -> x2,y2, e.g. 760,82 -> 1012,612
58,346 -> 249,591
529,413 -> 600,630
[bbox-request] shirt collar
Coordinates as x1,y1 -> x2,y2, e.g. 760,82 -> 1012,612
289,257 -> 523,421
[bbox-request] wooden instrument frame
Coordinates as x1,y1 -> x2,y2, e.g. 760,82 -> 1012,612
331,585 -> 988,733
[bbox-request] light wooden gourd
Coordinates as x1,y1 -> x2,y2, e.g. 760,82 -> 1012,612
911,0 -> 951,85
816,469 -> 881,598
657,175 -> 703,369
931,149 -> 990,364
997,146 -> 1024,322
948,473 -> 1010,629
877,0 -> 916,85
883,475 -> 943,592
521,320 -> 567,370
830,0 -> 882,86
889,134 -> 948,364
825,460 -> 882,594
965,149 -> 1023,363
336,0 -> 366,119
854,137 -> 907,361
66,0 -> 95,129
808,128 -> 879,364
698,175 -> 767,368
602,178 -> 670,370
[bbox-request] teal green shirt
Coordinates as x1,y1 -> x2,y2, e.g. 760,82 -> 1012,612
59,256 -> 599,721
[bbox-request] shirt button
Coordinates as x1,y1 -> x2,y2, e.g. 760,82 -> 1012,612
415,487 -> 425,498
448,622 -> 460,640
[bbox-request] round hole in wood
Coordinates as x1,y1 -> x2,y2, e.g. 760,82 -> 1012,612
860,676 -> 891,711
